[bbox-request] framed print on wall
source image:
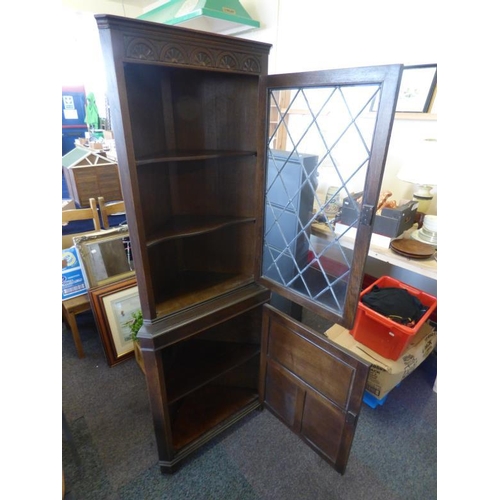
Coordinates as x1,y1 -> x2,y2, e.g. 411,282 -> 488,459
89,277 -> 140,366
396,64 -> 437,113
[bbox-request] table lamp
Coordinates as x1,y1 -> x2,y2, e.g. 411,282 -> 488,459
397,138 -> 437,213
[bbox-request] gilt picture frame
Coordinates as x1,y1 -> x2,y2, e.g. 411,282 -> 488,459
89,277 -> 139,366
73,226 -> 134,289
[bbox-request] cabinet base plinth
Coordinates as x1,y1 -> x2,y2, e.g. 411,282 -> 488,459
158,398 -> 261,473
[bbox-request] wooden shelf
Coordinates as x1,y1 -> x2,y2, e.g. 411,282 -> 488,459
165,340 -> 260,403
155,271 -> 254,318
136,150 -> 257,166
146,215 -> 256,247
171,386 -> 259,450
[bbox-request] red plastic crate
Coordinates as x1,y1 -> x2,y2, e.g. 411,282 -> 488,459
351,276 -> 437,360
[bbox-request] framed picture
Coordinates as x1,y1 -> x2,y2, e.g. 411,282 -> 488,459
73,226 -> 135,289
396,64 -> 437,113
89,277 -> 140,366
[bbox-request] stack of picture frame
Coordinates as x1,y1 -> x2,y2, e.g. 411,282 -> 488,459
73,226 -> 139,367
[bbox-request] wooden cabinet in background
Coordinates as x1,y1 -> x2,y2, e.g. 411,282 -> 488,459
62,147 -> 122,207
96,13 -> 401,475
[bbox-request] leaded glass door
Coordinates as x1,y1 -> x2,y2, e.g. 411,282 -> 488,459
259,65 -> 402,329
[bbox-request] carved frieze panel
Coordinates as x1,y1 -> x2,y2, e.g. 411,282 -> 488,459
124,34 -> 262,74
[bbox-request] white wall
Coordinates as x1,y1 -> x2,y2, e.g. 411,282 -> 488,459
241,0 -> 436,72
62,0 -> 144,17
61,2 -> 149,115
238,0 -> 437,215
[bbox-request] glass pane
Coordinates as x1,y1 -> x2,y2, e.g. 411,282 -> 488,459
264,83 -> 381,316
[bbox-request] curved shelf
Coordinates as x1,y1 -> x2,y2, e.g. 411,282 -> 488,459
146,215 -> 256,247
171,387 -> 259,451
155,272 -> 254,319
164,341 -> 260,404
136,149 -> 257,166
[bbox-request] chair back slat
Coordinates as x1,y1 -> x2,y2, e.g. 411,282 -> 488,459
98,196 -> 126,229
62,198 -> 100,232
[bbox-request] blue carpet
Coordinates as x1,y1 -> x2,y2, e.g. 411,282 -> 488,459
118,445 -> 260,500
62,311 -> 437,500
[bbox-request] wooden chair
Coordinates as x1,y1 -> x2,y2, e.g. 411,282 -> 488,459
98,196 -> 126,229
62,198 -> 101,358
62,197 -> 100,232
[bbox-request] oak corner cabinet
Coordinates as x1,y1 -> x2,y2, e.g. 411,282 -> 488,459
96,13 -> 402,475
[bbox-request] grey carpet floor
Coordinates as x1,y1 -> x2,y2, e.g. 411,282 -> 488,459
62,310 -> 437,500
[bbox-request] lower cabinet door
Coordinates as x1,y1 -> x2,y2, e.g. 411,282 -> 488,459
260,304 -> 370,475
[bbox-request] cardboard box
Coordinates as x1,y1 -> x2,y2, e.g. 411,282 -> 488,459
325,321 -> 436,399
340,196 -> 418,238
89,142 -> 104,151
62,199 -> 76,211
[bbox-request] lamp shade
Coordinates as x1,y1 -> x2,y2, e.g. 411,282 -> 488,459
138,0 -> 260,36
397,138 -> 438,186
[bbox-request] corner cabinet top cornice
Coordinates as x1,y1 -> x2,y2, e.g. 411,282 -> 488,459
95,14 -> 271,75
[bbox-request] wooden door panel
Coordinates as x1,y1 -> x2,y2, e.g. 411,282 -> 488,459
261,305 -> 370,475
264,361 -> 304,432
301,389 -> 347,465
266,317 -> 356,407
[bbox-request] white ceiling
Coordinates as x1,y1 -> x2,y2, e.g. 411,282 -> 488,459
62,0 -> 163,18
106,0 -> 158,8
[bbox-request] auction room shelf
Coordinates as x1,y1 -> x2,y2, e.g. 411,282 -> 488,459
311,223 -> 437,281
